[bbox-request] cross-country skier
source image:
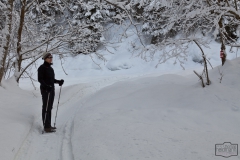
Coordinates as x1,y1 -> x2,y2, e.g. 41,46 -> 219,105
38,52 -> 64,133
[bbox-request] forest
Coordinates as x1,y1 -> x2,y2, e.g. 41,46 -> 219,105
0,0 -> 239,85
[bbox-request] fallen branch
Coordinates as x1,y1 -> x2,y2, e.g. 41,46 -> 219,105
193,70 -> 205,88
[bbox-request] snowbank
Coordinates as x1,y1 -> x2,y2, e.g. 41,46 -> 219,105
72,58 -> 240,160
0,77 -> 41,160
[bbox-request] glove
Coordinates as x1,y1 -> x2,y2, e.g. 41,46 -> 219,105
46,85 -> 52,92
58,79 -> 64,86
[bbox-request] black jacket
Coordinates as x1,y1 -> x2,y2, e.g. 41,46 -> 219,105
38,61 -> 59,90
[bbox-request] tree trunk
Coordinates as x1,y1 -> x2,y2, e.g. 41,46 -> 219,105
193,40 -> 210,85
0,0 -> 14,86
218,17 -> 227,66
16,0 -> 27,83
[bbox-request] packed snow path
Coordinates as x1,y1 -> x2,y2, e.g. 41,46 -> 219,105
4,58 -> 240,160
13,76 -> 136,160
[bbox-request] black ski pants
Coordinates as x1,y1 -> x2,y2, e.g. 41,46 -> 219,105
41,89 -> 55,128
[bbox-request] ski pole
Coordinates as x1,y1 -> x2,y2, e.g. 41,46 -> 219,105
54,85 -> 62,128
42,91 -> 50,134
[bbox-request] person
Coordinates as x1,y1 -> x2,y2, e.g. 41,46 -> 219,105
38,52 -> 64,133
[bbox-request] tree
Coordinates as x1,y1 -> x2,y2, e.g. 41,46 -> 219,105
0,0 -> 122,85
65,0 -> 122,54
129,0 -> 240,70
0,0 -> 14,85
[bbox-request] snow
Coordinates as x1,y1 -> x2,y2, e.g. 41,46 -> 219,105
1,1 -> 240,159
1,23 -> 240,160
71,59 -> 240,160
1,55 -> 240,159
0,78 -> 39,160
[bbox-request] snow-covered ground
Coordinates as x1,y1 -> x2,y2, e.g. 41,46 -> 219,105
1,26 -> 240,159
71,59 -> 240,160
1,56 -> 240,160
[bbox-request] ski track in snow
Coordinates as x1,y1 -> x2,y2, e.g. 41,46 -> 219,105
13,75 -> 139,160
61,117 -> 75,160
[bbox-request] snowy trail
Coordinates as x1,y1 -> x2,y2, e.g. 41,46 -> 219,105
70,60 -> 240,160
13,87 -> 84,160
9,58 -> 240,160
13,75 -> 138,160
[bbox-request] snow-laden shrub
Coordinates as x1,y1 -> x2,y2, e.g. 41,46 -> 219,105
66,0 -> 123,54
